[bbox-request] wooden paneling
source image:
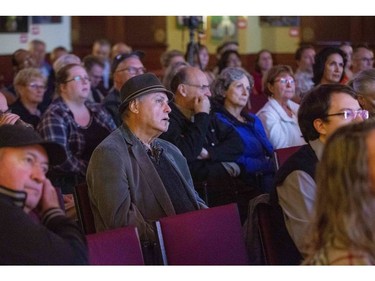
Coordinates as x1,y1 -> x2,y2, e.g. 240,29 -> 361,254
2,17 -> 375,87
300,16 -> 375,49
0,55 -> 14,88
71,16 -> 167,71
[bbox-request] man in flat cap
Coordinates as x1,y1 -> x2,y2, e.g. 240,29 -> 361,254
102,50 -> 146,126
0,125 -> 87,264
87,73 -> 207,264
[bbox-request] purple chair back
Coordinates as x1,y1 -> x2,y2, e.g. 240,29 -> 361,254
86,226 -> 145,265
156,203 -> 249,265
274,145 -> 302,170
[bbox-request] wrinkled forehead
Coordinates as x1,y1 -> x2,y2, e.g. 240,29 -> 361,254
67,65 -> 87,76
140,91 -> 169,102
328,92 -> 359,111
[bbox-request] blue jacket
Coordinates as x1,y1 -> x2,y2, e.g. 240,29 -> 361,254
214,108 -> 275,175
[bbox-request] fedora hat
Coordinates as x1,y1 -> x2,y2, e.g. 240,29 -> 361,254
0,125 -> 67,166
119,73 -> 174,114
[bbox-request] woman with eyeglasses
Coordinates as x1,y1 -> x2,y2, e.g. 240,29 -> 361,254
37,63 -> 116,195
211,67 -> 276,193
10,68 -> 47,128
257,65 -> 306,149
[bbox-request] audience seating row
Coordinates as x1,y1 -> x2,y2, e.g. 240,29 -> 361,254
74,180 -> 301,265
74,183 -> 249,265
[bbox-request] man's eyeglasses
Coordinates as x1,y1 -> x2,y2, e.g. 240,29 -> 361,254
115,66 -> 146,75
65,76 -> 90,83
274,78 -> 295,85
29,83 -> 46,91
325,109 -> 369,120
183,83 -> 210,91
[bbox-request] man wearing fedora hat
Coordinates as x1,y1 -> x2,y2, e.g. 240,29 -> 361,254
87,73 -> 207,264
102,50 -> 146,126
0,125 -> 87,264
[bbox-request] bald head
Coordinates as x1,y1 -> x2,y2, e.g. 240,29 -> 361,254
171,66 -> 211,111
111,42 -> 132,60
352,46 -> 374,74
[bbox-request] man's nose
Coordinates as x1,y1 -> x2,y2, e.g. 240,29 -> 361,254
32,165 -> 46,183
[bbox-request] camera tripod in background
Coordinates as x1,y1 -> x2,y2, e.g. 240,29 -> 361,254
183,16 -> 204,70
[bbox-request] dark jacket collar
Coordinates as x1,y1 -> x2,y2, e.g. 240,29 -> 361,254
0,185 -> 26,208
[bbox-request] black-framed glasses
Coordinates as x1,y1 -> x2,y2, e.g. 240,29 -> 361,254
28,83 -> 46,91
325,109 -> 369,120
64,75 -> 90,83
183,83 -> 210,91
115,66 -> 146,75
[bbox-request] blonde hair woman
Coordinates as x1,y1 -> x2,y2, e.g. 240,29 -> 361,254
303,119 -> 375,265
11,67 -> 46,128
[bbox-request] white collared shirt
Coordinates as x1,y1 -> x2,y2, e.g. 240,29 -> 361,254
276,139 -> 324,254
256,97 -> 306,149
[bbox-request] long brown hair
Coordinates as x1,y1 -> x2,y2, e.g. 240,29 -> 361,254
303,119 -> 375,263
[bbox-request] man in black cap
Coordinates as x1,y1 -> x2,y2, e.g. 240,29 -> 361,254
87,73 -> 207,264
0,125 -> 87,264
102,50 -> 146,126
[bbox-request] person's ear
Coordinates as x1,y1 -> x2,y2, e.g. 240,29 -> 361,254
59,83 -> 68,94
129,100 -> 139,114
313,118 -> 327,136
178,84 -> 187,97
267,82 -> 274,96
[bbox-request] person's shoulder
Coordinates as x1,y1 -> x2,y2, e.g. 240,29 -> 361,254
288,100 -> 300,110
256,101 -> 276,117
103,89 -> 119,102
248,112 -> 260,121
211,112 -> 233,128
99,127 -> 122,143
213,110 -> 227,121
157,137 -> 177,148
157,138 -> 183,154
43,98 -> 66,113
9,98 -> 22,108
85,101 -> 108,112
39,102 -> 67,122
91,128 -> 124,154
168,103 -> 184,118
